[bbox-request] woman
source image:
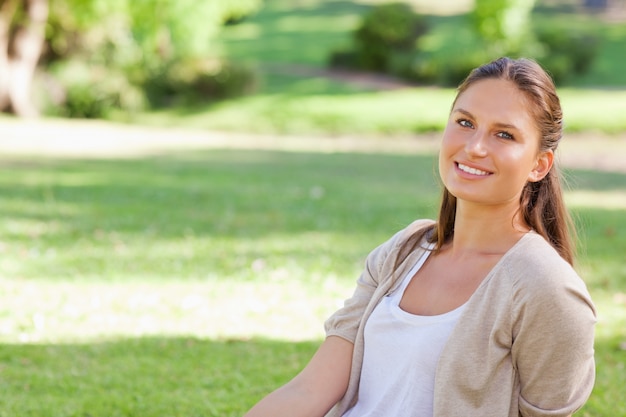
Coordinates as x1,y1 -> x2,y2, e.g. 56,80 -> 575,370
244,57 -> 596,417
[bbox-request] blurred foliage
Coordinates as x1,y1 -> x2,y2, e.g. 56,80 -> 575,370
143,58 -> 259,108
329,3 -> 427,75
32,0 -> 612,121
41,0 -> 262,118
328,0 -> 602,88
535,25 -> 601,84
46,0 -> 262,65
44,59 -> 146,119
467,0 -> 601,85
471,0 -> 537,55
353,2 -> 427,71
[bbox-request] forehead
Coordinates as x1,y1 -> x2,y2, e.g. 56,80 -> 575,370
453,78 -> 536,128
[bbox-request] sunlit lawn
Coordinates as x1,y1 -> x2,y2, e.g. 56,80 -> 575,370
0,137 -> 624,415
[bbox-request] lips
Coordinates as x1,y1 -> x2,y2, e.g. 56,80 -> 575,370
456,162 -> 492,176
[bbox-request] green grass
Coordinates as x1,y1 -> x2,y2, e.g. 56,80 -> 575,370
217,0 -> 367,67
560,88 -> 626,133
122,0 -> 626,136
0,151 -> 438,282
0,337 -> 318,416
0,143 -> 625,415
131,87 -> 457,135
131,86 -> 626,136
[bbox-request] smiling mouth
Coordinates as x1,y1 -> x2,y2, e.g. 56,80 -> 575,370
456,162 -> 492,176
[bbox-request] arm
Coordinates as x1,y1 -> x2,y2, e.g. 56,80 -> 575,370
244,335 -> 353,417
246,221 -> 432,416
244,234 -> 387,417
513,266 -> 596,417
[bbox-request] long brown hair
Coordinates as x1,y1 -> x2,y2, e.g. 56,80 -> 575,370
398,57 -> 576,265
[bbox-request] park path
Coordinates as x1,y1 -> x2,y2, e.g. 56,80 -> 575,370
1,116 -> 625,173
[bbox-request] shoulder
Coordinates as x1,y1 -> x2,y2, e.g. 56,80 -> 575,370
503,232 -> 579,287
374,218 -> 436,255
393,219 -> 436,246
365,219 -> 436,280
501,232 -> 595,317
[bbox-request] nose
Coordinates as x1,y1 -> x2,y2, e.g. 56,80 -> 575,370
464,130 -> 488,157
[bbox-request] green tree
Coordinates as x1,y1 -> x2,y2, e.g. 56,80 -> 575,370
48,0 -> 261,74
1,0 -> 261,117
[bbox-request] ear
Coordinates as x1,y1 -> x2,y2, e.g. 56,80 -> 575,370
528,149 -> 554,182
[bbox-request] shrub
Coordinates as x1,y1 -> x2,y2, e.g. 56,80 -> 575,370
328,49 -> 359,70
45,4 -> 261,115
44,56 -> 259,118
44,60 -> 146,119
143,59 -> 259,108
535,27 -> 601,84
403,20 -> 494,87
329,2 -> 427,74
39,0 -> 264,119
219,0 -> 262,24
409,51 -> 490,87
221,0 -> 262,24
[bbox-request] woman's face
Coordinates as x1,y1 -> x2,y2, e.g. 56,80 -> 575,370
438,78 -> 553,208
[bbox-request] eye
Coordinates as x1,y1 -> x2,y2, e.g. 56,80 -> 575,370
457,119 -> 474,128
496,131 -> 514,140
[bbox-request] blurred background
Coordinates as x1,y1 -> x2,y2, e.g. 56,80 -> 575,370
0,0 -> 624,132
0,1 -> 625,416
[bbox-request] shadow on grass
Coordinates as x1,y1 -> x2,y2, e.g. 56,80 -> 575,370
0,150 -> 440,239
0,150 -> 438,279
1,148 -> 625,282
221,0 -> 371,67
0,333 -> 623,416
0,150 -> 439,280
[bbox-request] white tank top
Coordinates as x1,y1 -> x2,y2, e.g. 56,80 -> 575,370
343,248 -> 467,417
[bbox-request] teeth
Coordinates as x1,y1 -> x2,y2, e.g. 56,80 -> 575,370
458,163 -> 490,176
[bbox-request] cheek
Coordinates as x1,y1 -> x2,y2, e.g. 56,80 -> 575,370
438,131 -> 453,173
503,150 -> 539,183
439,128 -> 462,163
504,147 -> 536,167
437,152 -> 446,181
439,125 -> 456,153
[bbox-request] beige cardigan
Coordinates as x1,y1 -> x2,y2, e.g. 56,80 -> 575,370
324,219 -> 596,417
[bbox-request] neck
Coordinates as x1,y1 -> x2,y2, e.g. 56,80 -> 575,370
448,200 -> 529,256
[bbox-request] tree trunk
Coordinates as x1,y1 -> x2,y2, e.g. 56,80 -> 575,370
0,0 -> 48,117
8,0 -> 48,117
0,0 -> 20,111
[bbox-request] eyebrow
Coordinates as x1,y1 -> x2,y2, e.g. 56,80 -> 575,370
453,108 -> 520,131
